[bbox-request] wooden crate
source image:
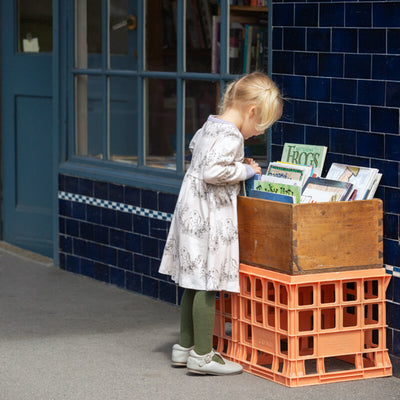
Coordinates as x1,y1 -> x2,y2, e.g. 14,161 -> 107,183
237,197 -> 383,274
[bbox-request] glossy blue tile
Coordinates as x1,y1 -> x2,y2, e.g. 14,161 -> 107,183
371,159 -> 399,188
150,219 -> 168,240
281,123 -> 305,144
65,175 -> 79,193
59,235 -> 72,253
342,155 -> 370,169
59,175 -> 66,191
143,276 -> 159,299
150,257 -> 163,279
87,242 -> 101,262
330,129 -> 356,155
343,105 -> 369,131
66,219 -> 79,237
387,276 -> 394,302
126,232 -> 141,253
134,254 -> 151,275
158,239 -> 166,259
386,82 -> 400,107
371,107 -> 399,135
373,55 -> 400,81
133,215 -> 149,235
294,53 -> 318,76
126,271 -> 142,293
71,202 -> 86,220
159,281 -> 177,304
357,132 -> 384,158
159,192 -> 178,214
359,29 -> 386,54
358,80 -> 385,106
93,225 -> 109,244
320,3 -> 344,27
331,79 -> 357,104
79,221 -> 94,241
100,245 -> 117,266
283,28 -> 306,51
110,267 -> 125,288
279,74 -> 306,99
385,188 -> 400,215
66,255 -> 80,274
59,252 -> 66,270
141,189 -> 157,210
295,4 -> 318,27
73,238 -> 87,258
319,103 -> 343,128
80,258 -> 94,278
345,55 -> 371,79
293,100 -> 317,125
272,27 -> 283,50
388,29 -> 400,54
393,329 -> 400,357
59,199 -> 72,217
307,28 -> 330,52
273,3 -> 294,27
394,276 -> 400,304
86,204 -> 101,224
345,3 -> 371,28
385,135 -> 400,161
94,180 -> 108,200
272,51 -> 294,74
109,183 -> 124,203
109,228 -> 125,248
319,53 -> 343,78
101,208 -> 117,228
332,28 -> 357,53
59,217 -> 66,234
387,296 -> 400,330
384,213 -> 399,240
117,249 -> 133,271
306,77 -> 330,102
373,2 -> 400,28
142,237 -> 159,258
116,210 -> 132,231
78,178 -> 93,197
124,186 -> 140,206
305,126 -> 329,147
93,262 -> 110,283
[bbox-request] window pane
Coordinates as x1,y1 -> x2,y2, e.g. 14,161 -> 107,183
75,75 -> 103,158
146,0 -> 176,71
109,0 -> 137,70
18,0 -> 52,52
145,79 -> 177,170
110,77 -> 138,164
75,0 -> 102,69
186,0 -> 216,73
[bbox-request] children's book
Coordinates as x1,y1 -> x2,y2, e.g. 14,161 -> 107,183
300,177 -> 353,203
254,178 -> 302,204
249,189 -> 294,204
281,143 -> 327,177
266,161 -> 313,187
325,163 -> 380,201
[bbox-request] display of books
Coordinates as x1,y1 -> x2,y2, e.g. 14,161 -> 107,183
300,177 -> 354,203
281,143 -> 327,177
325,163 -> 381,201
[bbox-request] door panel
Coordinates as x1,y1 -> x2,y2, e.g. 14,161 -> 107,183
1,1 -> 53,257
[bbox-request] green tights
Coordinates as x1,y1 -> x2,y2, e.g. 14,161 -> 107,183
179,289 -> 222,363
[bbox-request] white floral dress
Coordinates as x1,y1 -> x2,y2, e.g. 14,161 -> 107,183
159,116 -> 247,293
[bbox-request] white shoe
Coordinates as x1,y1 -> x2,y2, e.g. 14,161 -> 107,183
171,344 -> 193,366
186,349 -> 243,376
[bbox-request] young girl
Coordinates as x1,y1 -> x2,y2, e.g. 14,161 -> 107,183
159,72 -> 283,375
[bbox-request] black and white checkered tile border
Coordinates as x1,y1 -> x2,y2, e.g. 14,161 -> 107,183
58,191 -> 173,222
385,264 -> 400,278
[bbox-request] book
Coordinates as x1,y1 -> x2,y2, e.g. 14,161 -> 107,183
266,161 -> 313,187
300,177 -> 353,203
249,189 -> 295,204
325,163 -> 380,201
254,178 -> 302,204
281,143 -> 328,177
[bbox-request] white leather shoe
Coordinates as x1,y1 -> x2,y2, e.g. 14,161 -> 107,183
171,344 -> 193,366
186,349 -> 243,375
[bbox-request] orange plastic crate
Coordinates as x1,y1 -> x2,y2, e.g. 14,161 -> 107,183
213,264 -> 392,387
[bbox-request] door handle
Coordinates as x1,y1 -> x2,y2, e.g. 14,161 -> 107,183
112,15 -> 137,31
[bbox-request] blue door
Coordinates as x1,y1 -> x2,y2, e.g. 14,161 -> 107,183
1,1 -> 54,257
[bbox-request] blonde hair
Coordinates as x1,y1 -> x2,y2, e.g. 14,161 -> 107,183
220,72 -> 283,131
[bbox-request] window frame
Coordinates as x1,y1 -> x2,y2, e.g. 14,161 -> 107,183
60,0 -> 272,195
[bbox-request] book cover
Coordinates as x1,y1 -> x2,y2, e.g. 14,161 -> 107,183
266,161 -> 313,187
249,189 -> 295,204
300,177 -> 353,203
325,163 -> 379,201
281,143 -> 327,177
254,179 -> 302,204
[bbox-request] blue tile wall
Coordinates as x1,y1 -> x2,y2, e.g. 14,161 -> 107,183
272,0 -> 400,374
58,174 -> 178,304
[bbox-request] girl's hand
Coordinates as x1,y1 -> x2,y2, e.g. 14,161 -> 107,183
250,161 -> 261,175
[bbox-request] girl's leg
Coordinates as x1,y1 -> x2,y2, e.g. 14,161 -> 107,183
179,288 -> 195,348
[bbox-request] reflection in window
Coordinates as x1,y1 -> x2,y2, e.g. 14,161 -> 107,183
18,0 -> 53,52
145,79 -> 177,169
75,75 -> 103,158
110,77 -> 138,164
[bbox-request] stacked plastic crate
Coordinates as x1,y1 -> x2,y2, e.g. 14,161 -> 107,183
213,198 -> 392,386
